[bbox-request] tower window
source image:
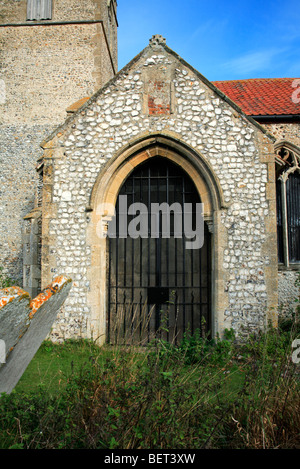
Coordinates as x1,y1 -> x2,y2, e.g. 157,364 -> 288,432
27,0 -> 52,21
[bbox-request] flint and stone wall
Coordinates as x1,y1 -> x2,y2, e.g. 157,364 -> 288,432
263,122 -> 300,149
38,40 -> 278,342
263,119 -> 300,310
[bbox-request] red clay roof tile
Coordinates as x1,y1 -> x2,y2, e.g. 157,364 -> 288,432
212,78 -> 300,116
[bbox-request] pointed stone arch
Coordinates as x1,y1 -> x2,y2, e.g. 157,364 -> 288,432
86,134 -> 227,344
275,139 -> 300,180
275,140 -> 300,267
89,133 -> 226,218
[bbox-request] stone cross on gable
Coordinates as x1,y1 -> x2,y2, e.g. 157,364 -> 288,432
149,34 -> 167,46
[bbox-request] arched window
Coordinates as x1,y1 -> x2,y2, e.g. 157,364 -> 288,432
275,141 -> 300,267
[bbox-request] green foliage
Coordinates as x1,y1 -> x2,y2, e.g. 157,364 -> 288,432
0,320 -> 299,449
0,267 -> 14,288
152,327 -> 236,366
13,338 -> 101,394
0,388 -> 70,449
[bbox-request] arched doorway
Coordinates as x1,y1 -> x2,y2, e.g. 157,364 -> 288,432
87,134 -> 226,345
107,156 -> 211,345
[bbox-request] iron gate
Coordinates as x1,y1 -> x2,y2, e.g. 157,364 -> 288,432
107,157 -> 211,344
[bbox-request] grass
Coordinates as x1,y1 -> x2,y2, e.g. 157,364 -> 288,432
0,319 -> 299,450
15,333 -> 244,399
14,339 -> 102,395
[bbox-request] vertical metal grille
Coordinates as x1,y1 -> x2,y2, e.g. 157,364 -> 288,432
286,172 -> 300,262
276,178 -> 284,263
277,172 -> 300,264
107,157 -> 211,345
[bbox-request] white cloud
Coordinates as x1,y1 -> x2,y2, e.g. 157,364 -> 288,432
223,47 -> 288,75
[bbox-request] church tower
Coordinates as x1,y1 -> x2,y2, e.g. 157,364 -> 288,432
0,1 -> 118,291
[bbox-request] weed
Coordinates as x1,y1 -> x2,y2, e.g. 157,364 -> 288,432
0,267 -> 14,289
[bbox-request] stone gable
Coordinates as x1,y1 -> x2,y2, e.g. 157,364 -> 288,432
39,36 -> 278,342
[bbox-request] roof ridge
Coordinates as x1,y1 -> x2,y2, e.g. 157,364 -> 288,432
212,77 -> 298,83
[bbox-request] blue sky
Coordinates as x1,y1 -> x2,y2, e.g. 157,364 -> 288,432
117,0 -> 300,81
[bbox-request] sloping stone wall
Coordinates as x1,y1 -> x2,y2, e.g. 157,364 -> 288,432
0,275 -> 72,394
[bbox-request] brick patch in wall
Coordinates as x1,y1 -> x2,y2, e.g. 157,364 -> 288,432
148,80 -> 170,115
